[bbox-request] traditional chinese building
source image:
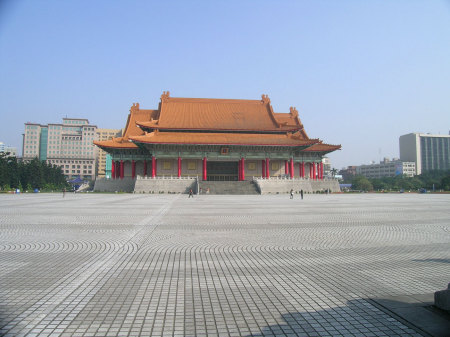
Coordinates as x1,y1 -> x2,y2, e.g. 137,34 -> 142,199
94,92 -> 340,193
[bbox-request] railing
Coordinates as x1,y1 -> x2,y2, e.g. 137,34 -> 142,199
137,175 -> 197,180
253,176 -> 338,181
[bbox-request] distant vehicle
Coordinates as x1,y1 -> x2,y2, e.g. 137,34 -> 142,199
419,188 -> 427,193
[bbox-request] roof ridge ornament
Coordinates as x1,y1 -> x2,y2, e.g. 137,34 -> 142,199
161,91 -> 170,102
289,107 -> 298,118
130,103 -> 139,113
261,94 -> 270,104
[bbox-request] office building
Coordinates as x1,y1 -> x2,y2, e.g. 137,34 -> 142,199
356,158 -> 415,179
23,118 -> 97,180
399,133 -> 450,175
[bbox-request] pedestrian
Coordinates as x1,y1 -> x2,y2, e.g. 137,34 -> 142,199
290,189 -> 294,199
63,188 -> 66,198
300,189 -> 303,200
188,189 -> 193,198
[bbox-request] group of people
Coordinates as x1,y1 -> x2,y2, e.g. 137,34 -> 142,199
290,189 -> 304,200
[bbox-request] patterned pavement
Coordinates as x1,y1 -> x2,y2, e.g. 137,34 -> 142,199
0,193 -> 449,337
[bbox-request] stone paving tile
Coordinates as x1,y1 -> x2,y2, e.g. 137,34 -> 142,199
1,193 -> 449,336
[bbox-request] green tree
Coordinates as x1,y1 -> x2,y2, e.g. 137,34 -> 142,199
352,175 -> 373,191
441,175 -> 450,191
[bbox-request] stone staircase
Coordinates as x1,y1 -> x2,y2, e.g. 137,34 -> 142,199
199,181 -> 260,195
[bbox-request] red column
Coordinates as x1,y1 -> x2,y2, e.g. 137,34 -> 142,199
302,162 -> 305,178
143,160 -> 147,177
111,160 -> 115,179
151,156 -> 156,178
266,158 -> 270,178
241,158 -> 245,180
203,157 -> 207,181
120,160 -> 124,179
290,158 -> 294,179
131,160 -> 135,179
320,162 -> 324,179
313,162 -> 317,180
285,160 -> 289,176
262,160 -> 266,178
178,157 -> 181,178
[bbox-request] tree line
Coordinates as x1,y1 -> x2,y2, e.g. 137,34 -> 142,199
0,154 -> 69,191
349,170 -> 450,192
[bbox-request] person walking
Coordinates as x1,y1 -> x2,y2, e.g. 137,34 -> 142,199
62,188 -> 66,198
290,189 -> 294,199
300,189 -> 303,200
188,189 -> 194,198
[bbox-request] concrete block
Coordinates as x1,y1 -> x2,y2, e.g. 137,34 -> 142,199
434,283 -> 450,312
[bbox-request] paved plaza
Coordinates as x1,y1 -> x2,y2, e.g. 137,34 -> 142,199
0,193 -> 449,337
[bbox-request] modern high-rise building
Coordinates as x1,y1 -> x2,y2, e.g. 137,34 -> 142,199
399,133 -> 450,175
95,128 -> 122,177
23,118 -> 97,180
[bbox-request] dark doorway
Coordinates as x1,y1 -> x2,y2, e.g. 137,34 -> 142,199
207,161 -> 238,181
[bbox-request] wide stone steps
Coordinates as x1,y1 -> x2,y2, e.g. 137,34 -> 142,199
199,181 -> 259,195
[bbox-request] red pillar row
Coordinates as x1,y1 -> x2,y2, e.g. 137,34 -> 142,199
111,160 -> 115,179
202,157 -> 207,181
120,160 -> 124,179
290,158 -> 294,179
265,158 -> 270,178
241,158 -> 245,181
313,162 -> 317,180
152,157 -> 156,178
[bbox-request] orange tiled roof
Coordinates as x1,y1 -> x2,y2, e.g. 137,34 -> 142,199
135,92 -> 302,132
94,104 -> 158,149
302,142 -> 341,153
129,131 -> 318,147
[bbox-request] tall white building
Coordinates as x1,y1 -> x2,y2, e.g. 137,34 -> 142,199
23,118 -> 97,180
356,158 -> 416,178
399,133 -> 450,175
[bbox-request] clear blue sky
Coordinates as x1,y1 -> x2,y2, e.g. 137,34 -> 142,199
1,0 -> 449,169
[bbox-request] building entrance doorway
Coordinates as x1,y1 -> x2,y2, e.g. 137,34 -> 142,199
207,161 -> 238,181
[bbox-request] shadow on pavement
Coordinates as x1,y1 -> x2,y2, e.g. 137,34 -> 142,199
245,297 -> 450,337
412,258 -> 450,264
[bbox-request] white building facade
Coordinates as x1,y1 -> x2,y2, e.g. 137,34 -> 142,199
399,133 -> 450,175
23,118 -> 97,180
356,158 -> 416,179
0,142 -> 17,157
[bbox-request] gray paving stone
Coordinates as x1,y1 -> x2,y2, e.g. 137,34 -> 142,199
0,193 -> 449,336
